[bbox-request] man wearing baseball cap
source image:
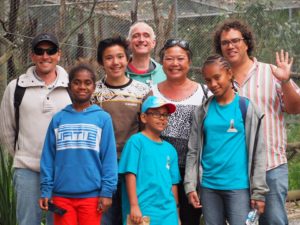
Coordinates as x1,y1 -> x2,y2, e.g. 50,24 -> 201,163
0,32 -> 71,225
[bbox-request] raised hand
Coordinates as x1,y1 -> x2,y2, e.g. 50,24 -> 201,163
270,50 -> 293,83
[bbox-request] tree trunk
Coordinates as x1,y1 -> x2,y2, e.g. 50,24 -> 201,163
287,142 -> 300,160
6,0 -> 20,81
76,33 -> 85,59
20,0 -> 37,69
88,18 -> 97,59
59,0 -> 66,40
0,0 -> 8,99
0,45 -> 8,100
151,0 -> 175,60
131,0 -> 138,24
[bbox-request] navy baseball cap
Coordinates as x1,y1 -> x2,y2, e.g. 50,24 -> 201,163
31,33 -> 59,49
141,96 -> 176,114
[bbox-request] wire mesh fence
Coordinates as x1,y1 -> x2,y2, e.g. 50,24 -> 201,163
1,0 -> 300,82
0,0 -> 300,120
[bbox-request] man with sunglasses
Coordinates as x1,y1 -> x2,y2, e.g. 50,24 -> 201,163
126,22 -> 166,87
213,19 -> 300,225
0,33 -> 71,225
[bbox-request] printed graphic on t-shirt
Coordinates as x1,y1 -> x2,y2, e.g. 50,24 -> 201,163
166,155 -> 170,170
227,119 -> 238,133
55,124 -> 101,152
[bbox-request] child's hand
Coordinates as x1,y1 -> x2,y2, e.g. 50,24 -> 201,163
39,198 -> 50,210
251,199 -> 265,214
188,191 -> 202,208
178,217 -> 182,225
97,197 -> 112,213
130,204 -> 143,224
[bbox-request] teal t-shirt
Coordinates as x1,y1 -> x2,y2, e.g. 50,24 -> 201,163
119,132 -> 181,225
201,95 -> 249,190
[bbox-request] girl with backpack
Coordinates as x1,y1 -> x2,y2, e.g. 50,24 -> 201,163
184,54 -> 269,225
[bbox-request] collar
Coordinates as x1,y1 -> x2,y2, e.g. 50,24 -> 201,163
235,57 -> 259,88
17,65 -> 69,88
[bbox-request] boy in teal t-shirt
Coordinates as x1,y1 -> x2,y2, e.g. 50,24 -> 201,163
119,96 -> 181,225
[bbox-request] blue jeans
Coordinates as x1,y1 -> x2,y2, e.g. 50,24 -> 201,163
200,187 -> 250,225
259,164 -> 288,225
13,168 -> 53,225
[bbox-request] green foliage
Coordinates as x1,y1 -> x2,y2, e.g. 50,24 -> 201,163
234,1 -> 300,69
179,1 -> 300,82
0,147 -> 16,225
287,121 -> 300,190
287,119 -> 300,143
289,155 -> 300,190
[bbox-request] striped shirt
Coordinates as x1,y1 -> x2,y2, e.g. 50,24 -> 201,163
235,58 -> 300,170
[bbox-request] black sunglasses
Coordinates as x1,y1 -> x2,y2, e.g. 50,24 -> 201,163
33,47 -> 58,56
164,39 -> 190,50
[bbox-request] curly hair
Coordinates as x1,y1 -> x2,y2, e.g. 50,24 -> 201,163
213,19 -> 255,57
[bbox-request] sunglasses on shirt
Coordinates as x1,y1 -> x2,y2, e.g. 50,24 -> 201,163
33,47 -> 58,56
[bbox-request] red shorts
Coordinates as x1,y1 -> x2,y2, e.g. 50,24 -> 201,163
52,196 -> 102,225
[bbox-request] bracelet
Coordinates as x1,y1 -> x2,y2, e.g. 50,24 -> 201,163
281,77 -> 291,84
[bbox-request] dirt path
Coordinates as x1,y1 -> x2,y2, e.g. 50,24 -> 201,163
287,201 -> 300,223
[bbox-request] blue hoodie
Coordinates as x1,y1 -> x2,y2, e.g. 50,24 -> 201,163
40,104 -> 118,199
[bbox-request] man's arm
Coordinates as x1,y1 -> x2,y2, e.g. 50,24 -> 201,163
270,50 -> 300,114
40,119 -> 57,198
0,80 -> 17,155
99,116 -> 118,197
281,81 -> 300,114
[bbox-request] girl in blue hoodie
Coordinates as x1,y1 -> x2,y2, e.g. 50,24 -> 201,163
39,64 -> 118,225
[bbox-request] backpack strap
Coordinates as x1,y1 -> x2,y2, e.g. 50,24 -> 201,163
200,83 -> 208,102
238,96 -> 248,126
13,78 -> 26,150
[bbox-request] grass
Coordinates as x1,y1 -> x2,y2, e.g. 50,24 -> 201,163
0,146 -> 16,225
287,120 -> 300,190
289,156 -> 300,190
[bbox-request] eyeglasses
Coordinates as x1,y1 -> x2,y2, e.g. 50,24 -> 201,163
164,39 -> 190,50
220,38 -> 245,47
146,112 -> 170,119
33,47 -> 58,56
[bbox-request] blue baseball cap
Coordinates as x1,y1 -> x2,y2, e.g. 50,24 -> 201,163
141,96 -> 176,114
